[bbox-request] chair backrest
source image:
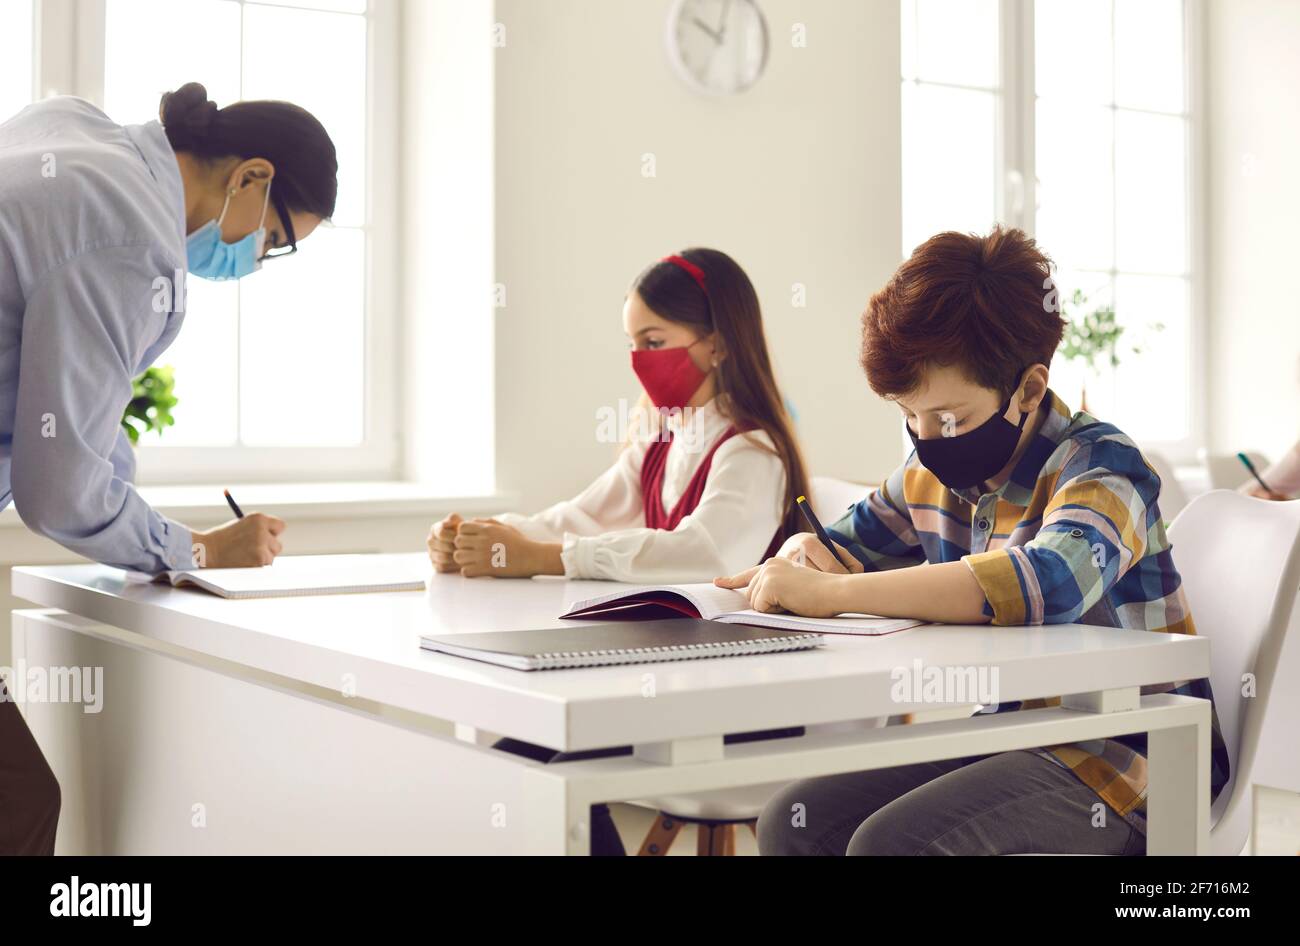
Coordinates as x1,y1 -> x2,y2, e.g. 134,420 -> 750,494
1166,490 -> 1300,854
1142,449 -> 1190,522
1204,451 -> 1271,491
809,476 -> 871,526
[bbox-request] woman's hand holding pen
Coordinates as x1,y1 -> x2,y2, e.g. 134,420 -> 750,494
1236,452 -> 1292,501
1240,481 -> 1292,502
192,513 -> 286,567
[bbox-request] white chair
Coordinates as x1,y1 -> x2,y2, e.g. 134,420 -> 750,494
1016,491 -> 1300,856
809,475 -> 871,525
629,476 -> 876,855
1165,490 -> 1300,855
1142,449 -> 1190,522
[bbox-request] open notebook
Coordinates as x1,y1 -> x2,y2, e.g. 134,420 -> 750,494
422,619 -> 825,671
124,553 -> 429,599
561,582 -> 924,637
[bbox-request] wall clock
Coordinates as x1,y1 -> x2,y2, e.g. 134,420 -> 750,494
666,0 -> 769,95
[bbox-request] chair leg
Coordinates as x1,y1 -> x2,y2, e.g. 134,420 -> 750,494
697,823 -> 714,856
696,822 -> 736,856
637,812 -> 685,856
641,814 -> 747,856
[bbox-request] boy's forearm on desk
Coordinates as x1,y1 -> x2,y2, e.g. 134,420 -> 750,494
830,561 -> 992,624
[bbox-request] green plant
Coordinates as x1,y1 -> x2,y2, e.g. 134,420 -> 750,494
121,366 -> 178,445
1060,289 -> 1168,369
1057,289 -> 1163,411
1059,289 -> 1129,371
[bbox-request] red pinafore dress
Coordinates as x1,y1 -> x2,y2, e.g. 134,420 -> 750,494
639,426 -> 782,561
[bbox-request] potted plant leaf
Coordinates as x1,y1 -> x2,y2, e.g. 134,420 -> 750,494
1058,289 -> 1161,414
121,365 -> 178,445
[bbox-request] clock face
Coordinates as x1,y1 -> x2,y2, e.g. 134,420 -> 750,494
666,0 -> 769,95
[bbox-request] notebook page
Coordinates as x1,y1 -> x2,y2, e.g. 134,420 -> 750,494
672,582 -> 751,619
719,609 -> 924,636
166,553 -> 428,597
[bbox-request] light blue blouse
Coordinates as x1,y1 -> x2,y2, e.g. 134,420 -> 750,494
0,96 -> 193,571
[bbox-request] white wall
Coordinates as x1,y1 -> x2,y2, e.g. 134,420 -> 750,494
492,0 -> 903,514
1203,0 -> 1300,845
1206,0 -> 1300,466
401,0 -> 496,495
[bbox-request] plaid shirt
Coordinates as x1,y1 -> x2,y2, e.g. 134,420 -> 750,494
827,390 -> 1229,836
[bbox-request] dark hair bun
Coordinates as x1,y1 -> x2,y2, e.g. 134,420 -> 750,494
159,82 -> 219,150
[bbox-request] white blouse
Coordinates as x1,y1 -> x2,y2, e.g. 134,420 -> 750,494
496,399 -> 787,583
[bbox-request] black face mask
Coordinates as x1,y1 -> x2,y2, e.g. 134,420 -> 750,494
907,390 -> 1030,491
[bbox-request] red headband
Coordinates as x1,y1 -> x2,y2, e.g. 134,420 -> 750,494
661,254 -> 707,294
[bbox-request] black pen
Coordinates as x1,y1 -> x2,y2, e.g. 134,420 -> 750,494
796,495 -> 853,572
223,488 -> 245,519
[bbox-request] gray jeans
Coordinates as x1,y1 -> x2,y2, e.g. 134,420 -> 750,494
756,749 -> 1145,856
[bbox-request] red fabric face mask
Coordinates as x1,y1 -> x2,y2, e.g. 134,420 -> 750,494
631,337 -> 709,410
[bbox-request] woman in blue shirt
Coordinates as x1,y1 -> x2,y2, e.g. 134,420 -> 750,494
0,81 -> 337,853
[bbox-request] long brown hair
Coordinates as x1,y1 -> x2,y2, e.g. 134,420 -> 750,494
632,248 -> 811,544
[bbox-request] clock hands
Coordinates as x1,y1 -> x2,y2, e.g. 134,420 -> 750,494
716,0 -> 732,41
691,0 -> 734,46
691,14 -> 724,44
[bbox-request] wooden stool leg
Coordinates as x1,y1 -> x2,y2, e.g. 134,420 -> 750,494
695,823 -> 733,856
637,813 -> 684,856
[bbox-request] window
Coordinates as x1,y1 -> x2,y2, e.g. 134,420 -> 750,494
0,1 -> 35,122
900,0 -> 1201,457
900,0 -> 1001,257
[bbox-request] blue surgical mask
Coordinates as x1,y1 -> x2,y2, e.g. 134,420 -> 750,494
186,181 -> 272,281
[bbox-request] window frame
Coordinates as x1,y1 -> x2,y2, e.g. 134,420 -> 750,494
0,0 -> 37,118
900,0 -> 1004,259
34,0 -> 403,484
903,0 -> 1208,465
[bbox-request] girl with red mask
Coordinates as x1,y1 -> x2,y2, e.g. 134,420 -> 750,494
427,248 -> 811,855
427,248 -> 810,585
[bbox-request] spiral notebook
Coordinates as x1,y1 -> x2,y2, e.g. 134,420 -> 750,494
420,619 -> 825,671
560,582 -> 923,637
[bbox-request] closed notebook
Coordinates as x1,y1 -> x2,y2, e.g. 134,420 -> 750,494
124,553 -> 429,599
561,582 -> 923,636
421,619 -> 825,671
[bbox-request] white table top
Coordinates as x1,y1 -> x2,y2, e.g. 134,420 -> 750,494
11,554 -> 1211,751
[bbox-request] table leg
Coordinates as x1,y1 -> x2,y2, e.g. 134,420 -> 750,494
1145,702 -> 1211,855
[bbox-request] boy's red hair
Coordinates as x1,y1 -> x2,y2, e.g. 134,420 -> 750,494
861,227 -> 1066,399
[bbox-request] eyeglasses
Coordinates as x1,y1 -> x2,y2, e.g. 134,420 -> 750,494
258,185 -> 298,262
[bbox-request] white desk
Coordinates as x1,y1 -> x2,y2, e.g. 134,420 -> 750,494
10,554 -> 1213,854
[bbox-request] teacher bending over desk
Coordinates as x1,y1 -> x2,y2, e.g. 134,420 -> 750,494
0,81 -> 337,854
